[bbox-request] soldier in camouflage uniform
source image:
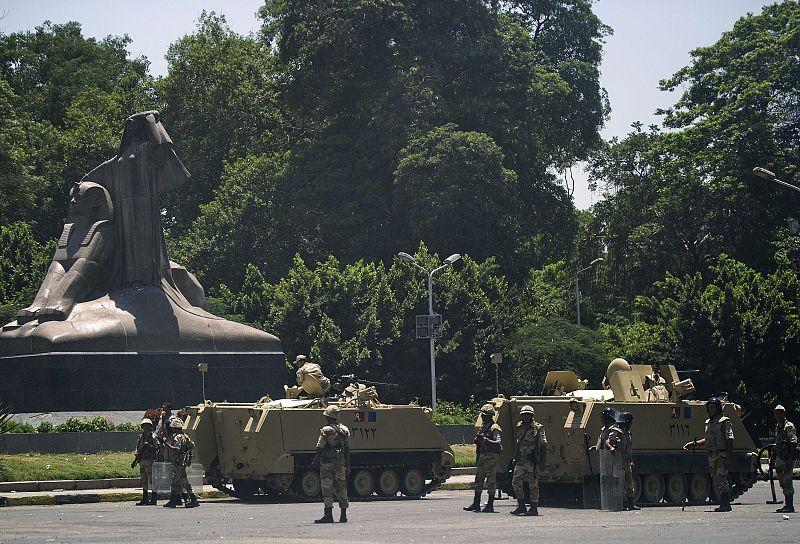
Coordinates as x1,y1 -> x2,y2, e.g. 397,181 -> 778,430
464,403 -> 502,513
162,418 -> 199,508
313,405 -> 351,523
510,405 -> 547,516
608,412 -> 639,511
770,404 -> 797,513
133,418 -> 159,506
683,397 -> 734,512
293,355 -> 332,397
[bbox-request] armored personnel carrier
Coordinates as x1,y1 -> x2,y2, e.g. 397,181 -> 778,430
484,359 -> 759,506
184,384 -> 454,501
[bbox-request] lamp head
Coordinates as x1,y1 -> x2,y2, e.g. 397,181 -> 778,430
590,257 -> 604,266
397,252 -> 416,264
753,166 -> 776,181
444,253 -> 462,265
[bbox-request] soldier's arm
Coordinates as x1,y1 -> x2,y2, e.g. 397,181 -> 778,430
484,428 -> 501,446
683,438 -> 705,450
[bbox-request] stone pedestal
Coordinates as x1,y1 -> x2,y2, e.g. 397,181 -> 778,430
0,351 -> 285,412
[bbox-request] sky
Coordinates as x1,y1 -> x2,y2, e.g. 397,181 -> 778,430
1,0 -> 772,209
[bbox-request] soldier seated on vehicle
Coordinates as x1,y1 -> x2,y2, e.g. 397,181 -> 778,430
644,363 -> 670,402
291,355 -> 331,398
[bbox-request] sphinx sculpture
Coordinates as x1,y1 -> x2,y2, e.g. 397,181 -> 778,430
0,112 -> 284,411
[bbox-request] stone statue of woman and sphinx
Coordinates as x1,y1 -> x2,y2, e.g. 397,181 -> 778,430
0,112 -> 285,411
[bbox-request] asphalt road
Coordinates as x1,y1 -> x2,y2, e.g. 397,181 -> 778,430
0,482 -> 797,544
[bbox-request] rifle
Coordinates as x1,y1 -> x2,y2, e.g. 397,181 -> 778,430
682,436 -> 697,511
334,374 -> 398,388
766,443 -> 782,505
130,454 -> 139,469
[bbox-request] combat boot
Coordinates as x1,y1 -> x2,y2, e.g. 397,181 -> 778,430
162,494 -> 181,508
135,490 -> 149,506
148,491 -> 158,506
185,494 -> 200,508
510,499 -> 527,515
463,490 -> 481,511
625,496 -> 640,511
776,495 -> 794,513
339,508 -> 347,522
481,496 -> 494,513
713,492 -> 731,512
314,507 -> 334,523
181,492 -> 189,505
525,502 -> 539,516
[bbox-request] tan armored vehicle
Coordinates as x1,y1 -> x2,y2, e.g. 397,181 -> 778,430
184,384 -> 454,500
484,359 -> 759,505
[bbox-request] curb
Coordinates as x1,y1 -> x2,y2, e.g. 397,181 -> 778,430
1,490 -> 229,508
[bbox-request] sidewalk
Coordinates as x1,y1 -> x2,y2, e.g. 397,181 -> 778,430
0,472 -> 477,507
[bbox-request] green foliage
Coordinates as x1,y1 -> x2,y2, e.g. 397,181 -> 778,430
431,399 -> 479,425
0,452 -> 138,482
35,422 -> 55,433
112,422 -> 138,432
0,222 -> 55,319
0,402 -> 15,434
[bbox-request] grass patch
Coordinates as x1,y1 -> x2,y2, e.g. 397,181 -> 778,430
0,452 -> 137,482
452,444 -> 476,468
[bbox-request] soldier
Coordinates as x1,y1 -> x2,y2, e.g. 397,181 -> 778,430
293,355 -> 331,397
510,405 -> 547,516
154,402 -> 174,459
133,418 -> 159,506
683,397 -> 734,512
770,404 -> 797,513
588,407 -> 617,452
312,405 -> 351,523
644,364 -> 669,402
162,418 -> 199,508
608,412 -> 639,511
464,403 -> 502,513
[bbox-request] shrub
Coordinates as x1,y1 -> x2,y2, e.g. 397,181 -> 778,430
113,422 -> 137,432
56,418 -> 93,433
89,416 -> 113,432
431,399 -> 479,425
35,421 -> 55,433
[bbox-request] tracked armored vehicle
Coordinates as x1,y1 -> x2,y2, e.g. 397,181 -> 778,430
185,385 -> 454,501
484,359 -> 759,506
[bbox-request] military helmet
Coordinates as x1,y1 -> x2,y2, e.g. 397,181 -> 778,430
601,407 -> 616,421
293,354 -> 307,365
323,405 -> 340,419
480,403 -> 496,416
706,396 -> 723,407
619,412 -> 634,426
775,404 -> 786,412
519,405 -> 534,416
140,418 -> 153,426
169,418 -> 184,429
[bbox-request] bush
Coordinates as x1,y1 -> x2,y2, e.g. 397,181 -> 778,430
56,418 -> 93,433
4,422 -> 36,433
35,422 -> 54,433
89,416 -> 113,432
431,399 -> 479,425
113,422 -> 137,432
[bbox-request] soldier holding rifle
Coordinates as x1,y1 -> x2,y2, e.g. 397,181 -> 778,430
510,405 -> 547,516
771,404 -> 797,513
464,404 -> 502,513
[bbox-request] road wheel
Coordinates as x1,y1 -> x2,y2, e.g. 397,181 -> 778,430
350,469 -> 375,498
665,473 -> 688,503
400,468 -> 426,497
632,474 -> 642,503
233,478 -> 259,500
377,469 -> 401,497
641,473 -> 665,504
689,473 -> 710,502
299,470 -> 321,498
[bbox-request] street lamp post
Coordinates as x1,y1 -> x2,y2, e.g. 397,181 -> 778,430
753,167 -> 800,195
575,257 -> 603,326
398,251 -> 462,412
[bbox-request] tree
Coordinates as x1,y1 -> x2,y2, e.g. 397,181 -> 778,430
157,12 -> 282,232
0,222 -> 54,324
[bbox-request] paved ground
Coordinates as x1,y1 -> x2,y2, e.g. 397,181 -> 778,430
0,481 -> 797,544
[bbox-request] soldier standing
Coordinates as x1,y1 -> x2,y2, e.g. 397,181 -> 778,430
683,397 -> 734,512
293,355 -> 332,397
770,404 -> 797,513
607,412 -> 639,511
588,407 -> 617,452
464,403 -> 502,513
162,418 -> 199,508
644,364 -> 669,402
312,405 -> 351,523
133,418 -> 159,506
510,405 -> 547,516
154,402 -> 174,460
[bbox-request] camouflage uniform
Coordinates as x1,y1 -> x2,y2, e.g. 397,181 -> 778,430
135,428 -> 158,489
512,420 -> 547,502
165,432 -> 195,496
704,413 -> 734,497
474,420 -> 502,496
297,361 -> 331,396
774,418 -> 797,498
317,421 -> 351,509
